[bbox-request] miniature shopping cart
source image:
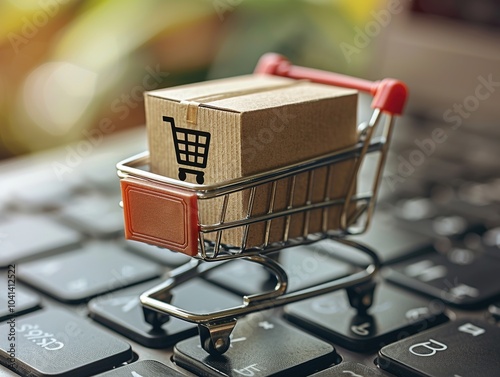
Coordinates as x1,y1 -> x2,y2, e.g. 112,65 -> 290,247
117,53 -> 408,355
164,116 -> 211,184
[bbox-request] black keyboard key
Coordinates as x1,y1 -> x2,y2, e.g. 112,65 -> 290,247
58,194 -> 124,238
488,300 -> 500,320
285,281 -> 448,352
388,190 -> 492,238
81,155 -> 133,193
310,361 -> 385,376
0,308 -> 132,377
440,193 -> 500,224
402,155 -> 465,183
378,319 -> 500,377
125,240 -> 191,267
19,242 -> 163,303
206,243 -> 354,295
385,250 -> 500,308
96,360 -> 186,376
9,179 -> 75,211
341,213 -> 432,266
174,315 -> 340,377
0,273 -> 40,321
482,226 -> 500,258
394,211 -> 474,239
0,215 -> 82,267
89,278 -> 240,348
392,197 -> 437,221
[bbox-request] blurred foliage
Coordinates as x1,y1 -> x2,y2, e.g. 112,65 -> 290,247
0,0 -> 382,159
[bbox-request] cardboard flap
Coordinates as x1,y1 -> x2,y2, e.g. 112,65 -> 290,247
148,74 -> 295,102
147,75 -> 357,125
148,74 -> 305,125
207,83 -> 357,113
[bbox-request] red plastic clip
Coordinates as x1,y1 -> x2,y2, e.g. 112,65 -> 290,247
121,178 -> 199,256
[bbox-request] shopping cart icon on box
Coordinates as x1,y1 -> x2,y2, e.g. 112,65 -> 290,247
164,116 -> 211,184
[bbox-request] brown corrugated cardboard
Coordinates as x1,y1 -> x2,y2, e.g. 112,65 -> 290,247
145,74 -> 358,248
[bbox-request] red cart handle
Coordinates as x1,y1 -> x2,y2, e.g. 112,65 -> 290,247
254,53 -> 408,116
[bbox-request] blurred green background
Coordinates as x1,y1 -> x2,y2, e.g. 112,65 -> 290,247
0,0 -> 383,160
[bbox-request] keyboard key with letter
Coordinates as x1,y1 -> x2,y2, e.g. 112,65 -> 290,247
385,249 -> 500,308
174,314 -> 340,377
0,308 -> 132,377
19,242 -> 163,303
285,281 -> 448,351
89,278 -> 241,348
378,319 -> 500,377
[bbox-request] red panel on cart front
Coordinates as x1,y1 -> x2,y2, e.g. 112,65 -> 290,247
120,177 -> 199,256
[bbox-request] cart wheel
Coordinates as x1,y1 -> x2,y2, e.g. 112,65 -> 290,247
198,319 -> 237,355
143,307 -> 170,329
346,280 -> 377,314
196,173 -> 204,185
178,170 -> 187,181
202,333 -> 231,355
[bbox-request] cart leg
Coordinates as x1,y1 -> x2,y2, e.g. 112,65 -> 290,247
142,290 -> 173,329
141,260 -> 204,329
198,318 -> 237,355
345,280 -> 376,314
143,306 -> 171,329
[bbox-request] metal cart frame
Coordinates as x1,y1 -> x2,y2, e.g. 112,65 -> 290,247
116,53 -> 408,355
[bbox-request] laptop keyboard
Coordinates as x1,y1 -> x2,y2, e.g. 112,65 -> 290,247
0,127 -> 499,376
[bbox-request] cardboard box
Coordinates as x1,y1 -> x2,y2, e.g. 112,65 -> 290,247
145,74 -> 358,248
